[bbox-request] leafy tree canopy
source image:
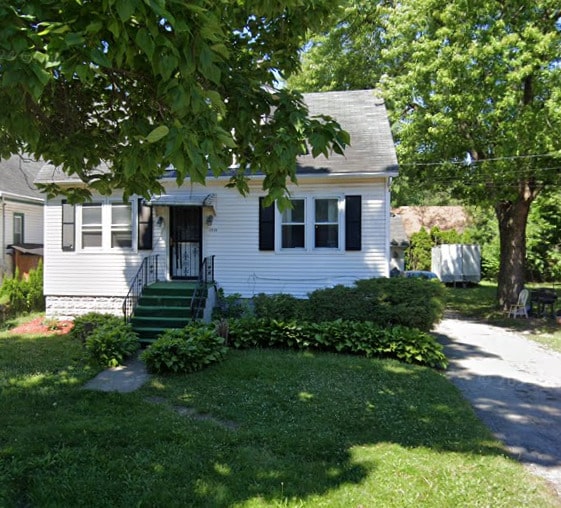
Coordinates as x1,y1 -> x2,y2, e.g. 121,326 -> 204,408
290,0 -> 561,304
0,0 -> 348,205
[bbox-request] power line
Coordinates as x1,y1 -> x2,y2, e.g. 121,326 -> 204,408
398,152 -> 561,168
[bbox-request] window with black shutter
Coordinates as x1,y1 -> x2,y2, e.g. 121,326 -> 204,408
259,197 -> 275,251
138,199 -> 153,250
345,195 -> 361,251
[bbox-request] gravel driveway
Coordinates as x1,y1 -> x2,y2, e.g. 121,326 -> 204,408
435,317 -> 561,497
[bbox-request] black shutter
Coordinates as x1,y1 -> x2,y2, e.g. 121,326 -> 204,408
61,200 -> 75,251
345,195 -> 361,251
259,197 -> 275,251
138,199 -> 153,250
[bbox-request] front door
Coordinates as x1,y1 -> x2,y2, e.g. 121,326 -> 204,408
170,207 -> 202,279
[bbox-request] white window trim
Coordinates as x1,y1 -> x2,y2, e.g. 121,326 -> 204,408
275,196 -> 344,253
76,199 -> 137,252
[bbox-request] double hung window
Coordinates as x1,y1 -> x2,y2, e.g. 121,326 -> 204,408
81,203 -> 103,248
111,203 -> 132,248
281,197 -> 341,250
62,200 -> 135,251
314,198 -> 339,248
259,195 -> 361,252
281,199 -> 305,248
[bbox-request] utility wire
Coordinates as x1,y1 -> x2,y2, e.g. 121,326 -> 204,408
398,152 -> 561,167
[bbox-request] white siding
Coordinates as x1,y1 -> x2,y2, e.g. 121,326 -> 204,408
3,200 -> 44,244
43,176 -> 391,308
44,196 -> 150,296
205,179 -> 388,298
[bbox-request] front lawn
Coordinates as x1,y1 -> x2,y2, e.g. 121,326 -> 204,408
1,322 -> 557,507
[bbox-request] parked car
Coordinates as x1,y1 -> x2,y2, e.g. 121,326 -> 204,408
402,270 -> 439,280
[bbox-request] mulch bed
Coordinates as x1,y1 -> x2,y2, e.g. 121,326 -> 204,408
9,317 -> 74,336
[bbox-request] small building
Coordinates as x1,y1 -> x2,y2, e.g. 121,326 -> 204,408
0,155 -> 45,281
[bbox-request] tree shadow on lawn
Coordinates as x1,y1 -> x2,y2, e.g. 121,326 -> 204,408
435,329 -> 561,472
1,345 -> 526,507
126,350 -> 513,506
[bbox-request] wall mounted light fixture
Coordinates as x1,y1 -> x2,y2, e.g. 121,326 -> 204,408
206,214 -> 214,226
156,216 -> 164,227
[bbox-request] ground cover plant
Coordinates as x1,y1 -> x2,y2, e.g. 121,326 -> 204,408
69,313 -> 139,367
1,319 -> 557,507
228,318 -> 448,369
142,323 -> 228,374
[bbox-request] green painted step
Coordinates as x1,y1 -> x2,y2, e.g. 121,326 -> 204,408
137,295 -> 192,307
133,305 -> 193,318
131,314 -> 191,328
130,281 -> 208,345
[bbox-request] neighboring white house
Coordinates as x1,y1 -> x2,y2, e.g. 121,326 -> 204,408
35,89 -> 399,319
0,155 -> 45,282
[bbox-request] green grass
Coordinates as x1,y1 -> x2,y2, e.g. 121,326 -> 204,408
445,282 -> 561,354
444,281 -> 502,319
1,322 -> 558,507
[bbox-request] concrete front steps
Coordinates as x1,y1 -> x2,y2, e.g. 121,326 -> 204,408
130,281 -> 206,345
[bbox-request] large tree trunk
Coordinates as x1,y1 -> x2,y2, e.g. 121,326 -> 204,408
495,196 -> 533,309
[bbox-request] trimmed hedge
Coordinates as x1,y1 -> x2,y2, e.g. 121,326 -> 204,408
228,318 -> 448,369
303,277 -> 445,331
249,278 -> 445,331
253,293 -> 306,321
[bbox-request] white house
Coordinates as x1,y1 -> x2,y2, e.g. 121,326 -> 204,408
0,155 -> 45,282
35,89 -> 399,320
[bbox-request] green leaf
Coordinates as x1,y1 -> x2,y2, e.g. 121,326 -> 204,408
116,0 -> 136,22
157,53 -> 179,80
135,28 -> 154,59
65,32 -> 85,46
145,125 -> 169,143
90,48 -> 111,67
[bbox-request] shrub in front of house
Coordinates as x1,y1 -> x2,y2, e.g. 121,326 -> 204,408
252,292 -> 306,320
212,291 -> 252,319
70,312 -> 123,343
228,318 -> 448,369
303,277 -> 445,332
84,321 -> 139,367
141,323 -> 228,374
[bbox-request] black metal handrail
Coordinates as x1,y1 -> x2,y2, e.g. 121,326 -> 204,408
123,255 -> 159,322
190,255 -> 215,320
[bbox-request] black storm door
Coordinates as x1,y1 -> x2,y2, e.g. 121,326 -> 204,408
170,207 -> 201,279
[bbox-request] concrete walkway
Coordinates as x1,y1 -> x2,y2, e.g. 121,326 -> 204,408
435,318 -> 561,497
82,356 -> 150,393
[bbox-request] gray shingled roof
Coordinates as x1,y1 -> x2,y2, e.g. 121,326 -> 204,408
298,89 -> 398,175
35,89 -> 398,185
0,154 -> 44,199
